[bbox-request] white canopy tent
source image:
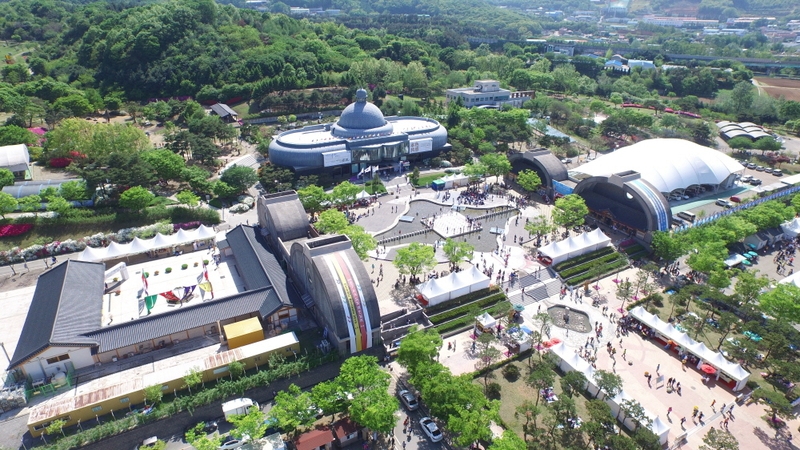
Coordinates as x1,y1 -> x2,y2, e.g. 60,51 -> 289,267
416,266 -> 490,306
781,217 -> 800,237
724,253 -> 748,268
538,228 -> 612,265
77,225 -> 217,262
432,173 -> 470,190
477,312 -> 496,330
649,415 -> 671,444
0,144 -> 30,172
629,306 -> 750,391
780,271 -> 800,288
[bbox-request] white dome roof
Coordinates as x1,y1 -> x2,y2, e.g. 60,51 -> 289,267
575,139 -> 744,193
336,89 -> 386,130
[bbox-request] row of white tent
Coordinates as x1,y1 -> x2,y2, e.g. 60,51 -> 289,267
77,225 -> 217,262
538,228 -> 612,266
628,306 -> 749,391
416,266 -> 491,306
549,342 -> 671,444
781,217 -> 800,237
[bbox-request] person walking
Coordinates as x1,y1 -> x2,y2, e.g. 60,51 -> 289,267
667,407 -> 672,418
692,406 -> 699,418
680,417 -> 686,427
711,399 -> 716,411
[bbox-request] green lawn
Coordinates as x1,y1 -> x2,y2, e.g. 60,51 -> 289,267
414,172 -> 447,187
0,40 -> 34,60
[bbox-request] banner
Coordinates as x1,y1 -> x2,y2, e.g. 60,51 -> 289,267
159,291 -> 180,302
199,282 -> 214,299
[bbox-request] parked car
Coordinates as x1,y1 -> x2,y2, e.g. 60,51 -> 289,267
715,199 -> 734,208
773,169 -> 783,176
749,178 -> 763,185
764,167 -> 773,174
136,437 -> 160,450
756,165 -> 765,171
746,162 -> 756,169
398,390 -> 419,411
218,435 -> 249,450
730,196 -> 741,203
419,417 -> 443,442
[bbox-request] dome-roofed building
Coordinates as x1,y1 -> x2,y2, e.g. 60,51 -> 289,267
269,89 -> 449,176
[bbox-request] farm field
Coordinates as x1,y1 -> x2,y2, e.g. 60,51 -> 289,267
754,77 -> 800,102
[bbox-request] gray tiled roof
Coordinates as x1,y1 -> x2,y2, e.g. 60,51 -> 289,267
8,260 -> 106,369
225,225 -> 299,307
84,288 -> 281,353
210,103 -> 237,118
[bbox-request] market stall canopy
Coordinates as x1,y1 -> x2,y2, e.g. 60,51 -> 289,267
416,266 -> 490,306
538,229 -> 611,265
477,312 -> 496,329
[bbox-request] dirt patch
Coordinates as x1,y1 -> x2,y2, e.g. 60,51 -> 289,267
762,86 -> 800,102
754,78 -> 800,89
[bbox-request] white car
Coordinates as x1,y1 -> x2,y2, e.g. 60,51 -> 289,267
218,435 -> 250,450
419,417 -> 443,442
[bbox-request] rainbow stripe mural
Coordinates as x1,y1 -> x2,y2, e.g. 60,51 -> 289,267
323,253 -> 372,352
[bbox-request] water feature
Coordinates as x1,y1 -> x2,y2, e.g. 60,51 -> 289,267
547,305 -> 591,333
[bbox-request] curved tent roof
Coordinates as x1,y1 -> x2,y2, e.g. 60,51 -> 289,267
0,144 -> 30,172
574,139 -> 744,193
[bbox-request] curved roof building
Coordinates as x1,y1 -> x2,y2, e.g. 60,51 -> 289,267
573,139 -> 744,196
269,89 -> 449,174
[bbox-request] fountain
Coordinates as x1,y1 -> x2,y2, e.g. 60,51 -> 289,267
547,305 -> 591,333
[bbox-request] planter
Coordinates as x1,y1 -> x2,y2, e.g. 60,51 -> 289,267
165,267 -> 172,274
194,262 -> 199,267
113,277 -> 119,282
154,271 -> 160,276
181,264 -> 188,270
203,260 -> 209,266
114,290 -> 121,296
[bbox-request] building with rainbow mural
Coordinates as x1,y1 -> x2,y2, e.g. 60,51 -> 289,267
257,191 -> 381,354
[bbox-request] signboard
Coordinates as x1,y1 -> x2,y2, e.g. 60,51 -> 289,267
322,150 -> 351,167
553,180 -> 574,196
409,138 -> 433,154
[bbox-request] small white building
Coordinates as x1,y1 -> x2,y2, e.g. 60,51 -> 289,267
445,80 -> 532,109
0,144 -> 30,178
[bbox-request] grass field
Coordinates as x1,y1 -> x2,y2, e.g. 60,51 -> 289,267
0,40 -> 34,60
414,172 -> 447,187
755,77 -> 800,102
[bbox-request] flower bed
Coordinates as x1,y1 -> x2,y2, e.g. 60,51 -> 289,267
0,223 -> 33,238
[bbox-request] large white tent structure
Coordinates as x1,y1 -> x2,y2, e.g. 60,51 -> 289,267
416,266 -> 490,306
0,144 -> 30,173
572,139 -> 743,195
628,306 -> 750,391
77,225 -> 217,262
538,228 -> 611,265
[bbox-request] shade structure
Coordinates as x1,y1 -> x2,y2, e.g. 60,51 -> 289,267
649,416 -> 670,444
356,190 -> 370,199
781,217 -> 800,237
700,364 -> 717,374
76,227 -> 217,262
477,311 -> 496,329
538,228 -> 612,266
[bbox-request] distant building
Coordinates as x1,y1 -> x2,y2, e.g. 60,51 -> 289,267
446,80 -> 533,109
0,144 -> 30,179
290,7 -> 310,15
642,15 -> 718,28
546,44 -> 575,56
604,55 -> 655,73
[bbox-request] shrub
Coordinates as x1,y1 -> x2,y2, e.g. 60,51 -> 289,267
181,263 -> 188,270
648,293 -> 664,307
553,247 -> 615,271
0,223 -> 33,237
165,267 -> 172,273
647,306 -> 660,315
502,363 -> 520,381
486,382 -> 502,399
427,294 -> 506,324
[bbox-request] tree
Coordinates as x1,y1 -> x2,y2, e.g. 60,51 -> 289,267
480,153 -> 512,181
119,186 -> 155,211
212,181 -> 238,199
269,384 -> 317,435
560,370 -> 588,398
393,242 -> 436,282
516,169 -> 542,192
651,231 -> 686,264
330,181 -> 361,207
186,427 -> 223,450
176,190 -> 200,208
610,93 -> 624,107
0,125 -> 36,146
0,169 -> 13,188
141,149 -> 186,180
0,192 -> 17,219
442,238 -> 474,271
228,405 -> 267,441
726,136 -> 753,151
616,280 -> 635,310
752,388 -> 792,422
45,419 -> 66,440
592,370 -> 622,399
758,283 -> 800,325
552,194 -> 589,230
462,160 -> 488,180
59,181 -> 89,201
524,215 -> 555,244
397,326 -> 442,377
312,381 -> 348,420
475,332 -> 502,390
448,402 -> 500,447
619,399 -> 650,430
46,196 -> 71,215
18,195 -> 42,216
316,209 -> 349,234
183,368 -> 203,395
143,384 -> 163,406
488,430 -> 526,450
297,185 -> 329,214
220,166 -> 258,192
342,225 -> 376,260
700,427 -> 740,450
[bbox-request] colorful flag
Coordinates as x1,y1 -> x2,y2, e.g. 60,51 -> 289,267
145,295 -> 158,313
203,266 -> 209,281
182,285 -> 197,300
142,272 -> 148,294
198,282 -> 214,299
159,291 -> 180,302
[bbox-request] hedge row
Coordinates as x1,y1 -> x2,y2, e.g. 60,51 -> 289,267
425,287 -> 495,315
428,293 -> 506,325
553,246 -> 615,271
559,252 -> 626,278
623,244 -> 646,255
565,258 -> 629,286
434,302 -> 509,335
43,352 -> 336,450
